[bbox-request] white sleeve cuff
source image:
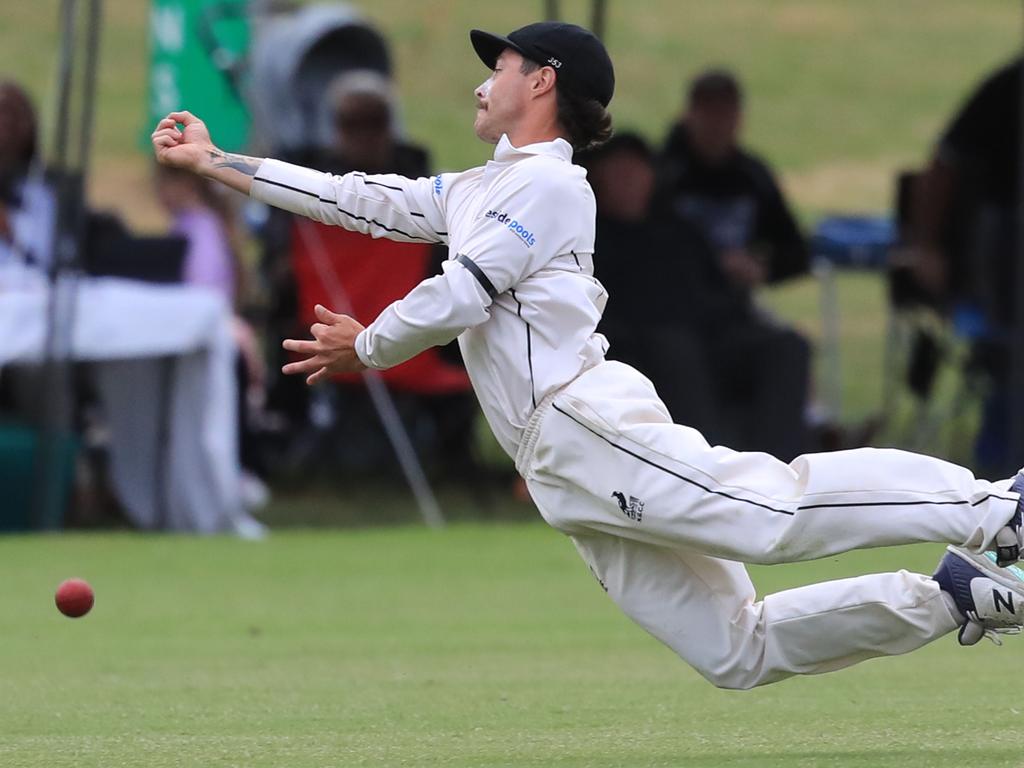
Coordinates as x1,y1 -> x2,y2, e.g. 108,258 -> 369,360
354,329 -> 382,370
248,159 -> 273,199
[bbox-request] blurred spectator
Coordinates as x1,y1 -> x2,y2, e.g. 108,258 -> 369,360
261,70 -> 433,427
911,56 -> 1022,472
651,69 -> 811,459
154,164 -> 269,506
0,80 -> 54,271
584,134 -> 724,439
0,80 -> 35,175
289,69 -> 430,178
0,81 -> 53,420
155,164 -> 237,300
913,56 -> 1020,318
585,132 -> 810,460
656,68 -> 809,289
258,70 -> 476,481
325,70 -> 429,176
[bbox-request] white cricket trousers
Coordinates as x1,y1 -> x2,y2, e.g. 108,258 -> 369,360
516,361 -> 1018,689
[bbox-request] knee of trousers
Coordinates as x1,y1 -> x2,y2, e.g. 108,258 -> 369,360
665,627 -> 770,691
690,525 -> 809,566
596,568 -> 772,688
612,606 -> 770,690
700,669 -> 765,691
724,512 -> 828,565
744,540 -> 804,566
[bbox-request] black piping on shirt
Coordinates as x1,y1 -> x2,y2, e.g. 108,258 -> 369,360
254,175 -> 446,240
511,288 -> 537,409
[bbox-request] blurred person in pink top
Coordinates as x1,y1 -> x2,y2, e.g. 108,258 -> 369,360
155,163 -> 236,300
154,163 -> 269,509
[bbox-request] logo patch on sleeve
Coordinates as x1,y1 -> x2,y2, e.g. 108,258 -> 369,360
484,209 -> 537,248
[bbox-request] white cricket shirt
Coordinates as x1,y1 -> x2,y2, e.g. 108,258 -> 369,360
250,135 -> 609,458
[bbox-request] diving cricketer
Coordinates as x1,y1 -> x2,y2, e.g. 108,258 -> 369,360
152,22 -> 1024,689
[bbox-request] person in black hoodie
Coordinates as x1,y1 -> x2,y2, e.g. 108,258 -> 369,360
657,68 -> 809,289
584,134 -> 738,442
653,69 -> 811,459
585,131 -> 810,460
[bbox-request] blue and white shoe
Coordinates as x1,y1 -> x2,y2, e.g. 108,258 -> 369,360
933,546 -> 1024,646
992,472 -> 1024,567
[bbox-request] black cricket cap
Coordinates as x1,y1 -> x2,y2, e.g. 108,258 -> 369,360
470,22 -> 615,107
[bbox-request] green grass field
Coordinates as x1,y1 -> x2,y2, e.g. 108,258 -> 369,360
1,527 -> 1020,768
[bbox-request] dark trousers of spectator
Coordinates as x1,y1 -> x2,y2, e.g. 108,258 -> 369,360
605,319 -> 811,462
236,352 -> 266,478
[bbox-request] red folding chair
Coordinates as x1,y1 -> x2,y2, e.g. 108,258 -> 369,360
290,221 -> 471,394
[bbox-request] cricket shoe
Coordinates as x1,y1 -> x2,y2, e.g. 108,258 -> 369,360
991,471 -> 1024,567
933,545 -> 1024,646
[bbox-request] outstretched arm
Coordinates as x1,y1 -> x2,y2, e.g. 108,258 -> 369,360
151,111 -> 263,195
151,110 -> 448,243
249,159 -> 448,244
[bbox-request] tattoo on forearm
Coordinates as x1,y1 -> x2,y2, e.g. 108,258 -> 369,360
208,148 -> 261,176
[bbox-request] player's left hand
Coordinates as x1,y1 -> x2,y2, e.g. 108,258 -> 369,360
282,304 -> 367,385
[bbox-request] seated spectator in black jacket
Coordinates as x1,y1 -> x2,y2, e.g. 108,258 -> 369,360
657,68 -> 810,292
585,133 -> 810,461
657,70 -> 812,459
585,134 -> 723,441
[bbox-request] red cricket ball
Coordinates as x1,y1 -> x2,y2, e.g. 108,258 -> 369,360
55,578 -> 94,618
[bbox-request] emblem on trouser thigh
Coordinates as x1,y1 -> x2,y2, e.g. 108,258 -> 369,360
611,491 -> 644,522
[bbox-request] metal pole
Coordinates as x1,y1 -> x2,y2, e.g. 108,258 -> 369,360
544,0 -> 560,21
34,0 -> 102,527
77,0 -> 102,179
591,0 -> 608,39
293,220 -> 445,528
813,258 -> 842,421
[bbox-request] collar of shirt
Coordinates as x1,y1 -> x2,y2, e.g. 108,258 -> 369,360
491,134 -> 574,164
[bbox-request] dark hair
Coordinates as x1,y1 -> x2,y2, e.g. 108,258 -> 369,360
521,58 -> 613,151
575,131 -> 651,170
687,68 -> 743,108
0,81 -> 39,173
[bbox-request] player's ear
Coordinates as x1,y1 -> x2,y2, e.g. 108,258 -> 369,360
532,66 -> 557,99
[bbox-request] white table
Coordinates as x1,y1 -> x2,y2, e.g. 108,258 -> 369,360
0,268 -> 254,533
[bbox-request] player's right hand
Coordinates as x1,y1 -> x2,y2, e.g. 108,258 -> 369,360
151,111 -> 214,173
281,304 -> 368,385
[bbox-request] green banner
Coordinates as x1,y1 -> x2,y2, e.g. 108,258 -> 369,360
146,0 -> 250,152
